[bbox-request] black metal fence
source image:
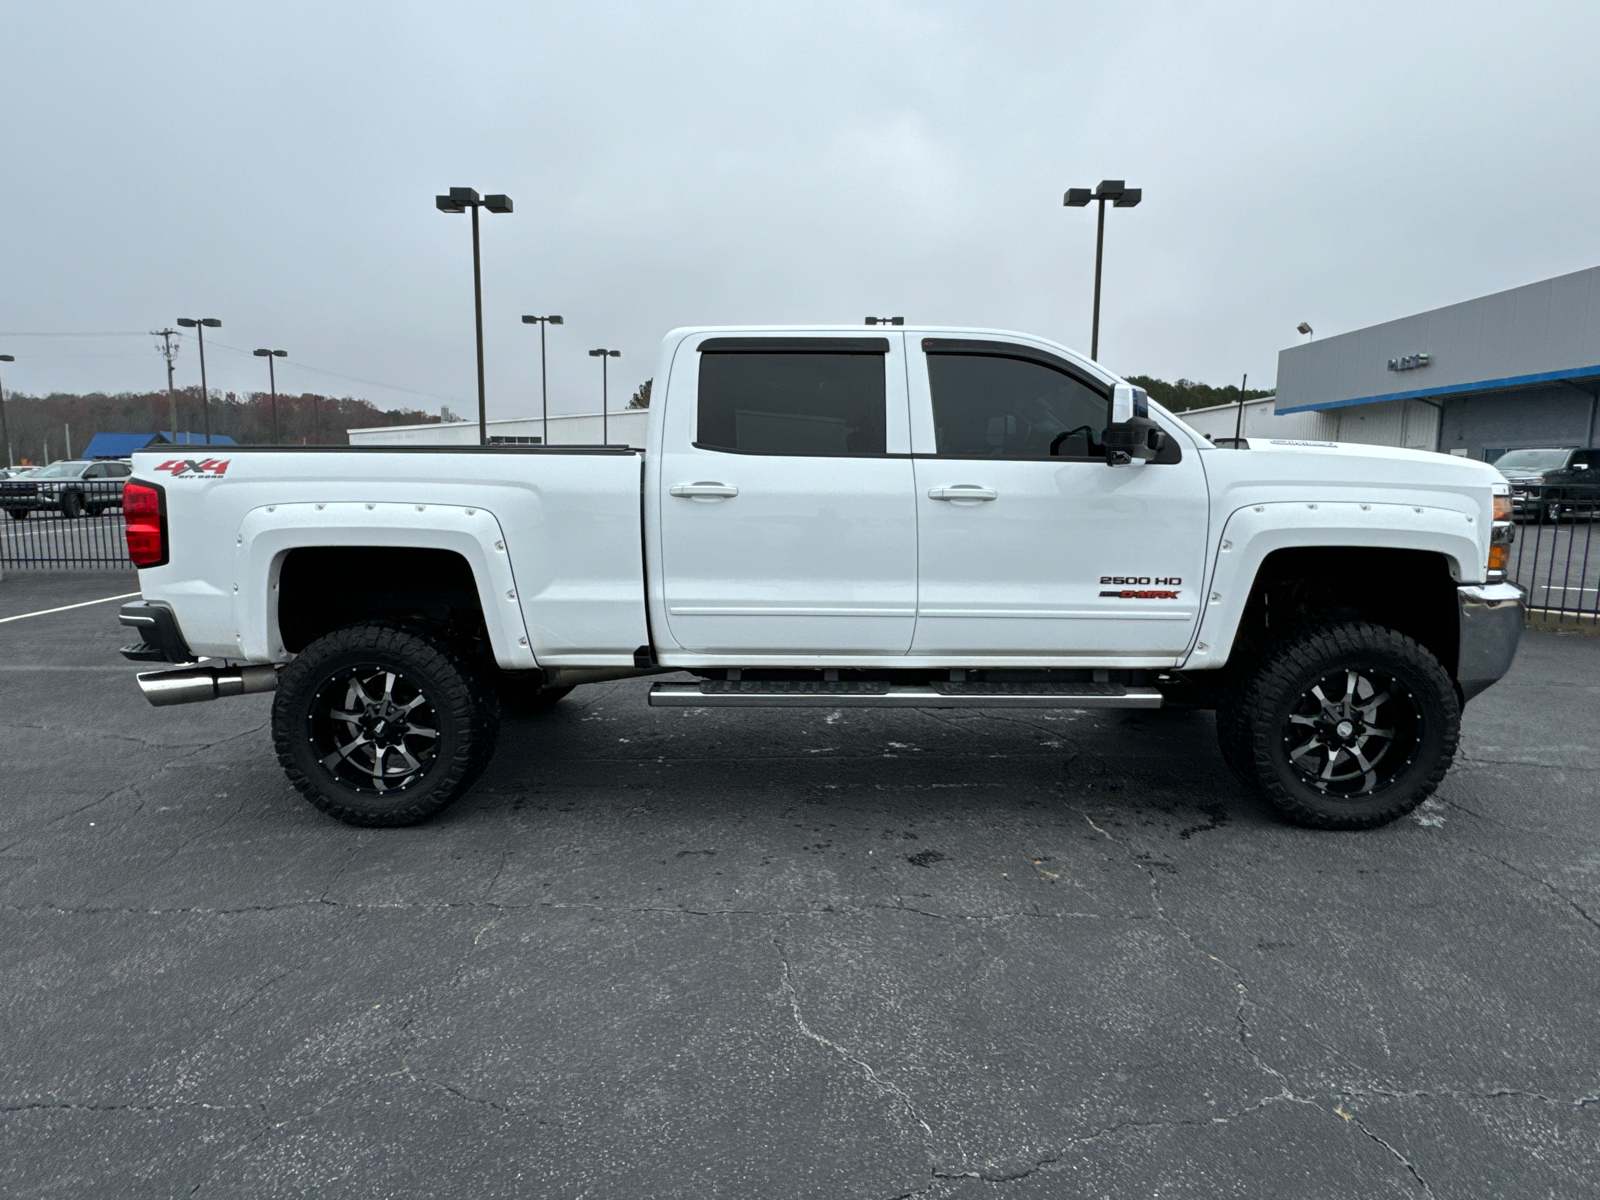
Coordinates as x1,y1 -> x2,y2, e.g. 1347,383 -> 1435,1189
0,509 -> 133,570
1505,482 -> 1599,628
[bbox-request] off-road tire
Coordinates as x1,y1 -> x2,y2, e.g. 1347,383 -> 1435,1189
4,508 -> 27,521
86,503 -> 107,517
1230,622 -> 1459,830
272,622 -> 501,827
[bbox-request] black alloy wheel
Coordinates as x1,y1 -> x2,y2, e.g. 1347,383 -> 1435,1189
273,622 -> 500,827
311,665 -> 442,794
1281,666 -> 1421,798
1223,622 -> 1459,830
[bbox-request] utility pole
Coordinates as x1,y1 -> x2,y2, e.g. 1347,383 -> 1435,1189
0,354 -> 13,468
153,328 -> 181,444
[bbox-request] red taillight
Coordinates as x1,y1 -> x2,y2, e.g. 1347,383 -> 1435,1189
123,481 -> 167,567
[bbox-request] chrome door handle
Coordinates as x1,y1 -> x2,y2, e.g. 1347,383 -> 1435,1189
670,482 -> 739,499
928,486 -> 998,501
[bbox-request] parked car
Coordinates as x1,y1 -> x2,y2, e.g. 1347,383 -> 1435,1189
121,323 -> 1522,833
1493,447 -> 1599,521
0,466 -> 38,481
1,458 -> 132,519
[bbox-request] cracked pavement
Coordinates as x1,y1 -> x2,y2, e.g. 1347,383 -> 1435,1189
2,570 -> 1598,1198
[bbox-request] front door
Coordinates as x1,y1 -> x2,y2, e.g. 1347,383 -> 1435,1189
657,333 -> 918,655
908,337 -> 1208,657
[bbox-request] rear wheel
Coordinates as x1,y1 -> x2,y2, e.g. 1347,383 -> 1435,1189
4,508 -> 26,521
1221,622 -> 1459,830
272,622 -> 501,827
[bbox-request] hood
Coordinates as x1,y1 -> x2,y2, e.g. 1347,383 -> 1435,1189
1194,435 -> 1504,501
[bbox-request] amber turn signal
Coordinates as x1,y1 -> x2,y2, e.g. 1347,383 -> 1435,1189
1493,494 -> 1512,521
1487,543 -> 1509,573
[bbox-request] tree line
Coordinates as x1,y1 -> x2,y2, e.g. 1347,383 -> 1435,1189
1125,375 -> 1275,413
0,387 -> 439,464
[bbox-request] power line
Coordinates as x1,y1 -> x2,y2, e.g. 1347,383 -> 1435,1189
202,337 -> 468,406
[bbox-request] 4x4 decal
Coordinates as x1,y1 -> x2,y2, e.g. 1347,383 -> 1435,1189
154,458 -> 230,478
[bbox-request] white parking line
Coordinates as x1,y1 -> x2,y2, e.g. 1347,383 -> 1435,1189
0,592 -> 140,624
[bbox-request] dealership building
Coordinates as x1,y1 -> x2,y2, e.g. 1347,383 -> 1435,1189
1182,265 -> 1600,461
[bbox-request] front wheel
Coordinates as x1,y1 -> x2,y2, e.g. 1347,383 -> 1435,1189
1221,622 -> 1460,830
272,622 -> 501,827
59,491 -> 85,519
4,508 -> 27,521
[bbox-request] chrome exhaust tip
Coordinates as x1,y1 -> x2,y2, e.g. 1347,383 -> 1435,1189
137,663 -> 279,707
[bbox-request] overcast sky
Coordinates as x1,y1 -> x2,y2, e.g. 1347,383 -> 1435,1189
3,1 -> 1599,422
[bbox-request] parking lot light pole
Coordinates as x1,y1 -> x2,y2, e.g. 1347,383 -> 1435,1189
522,314 -> 564,445
437,187 -> 513,446
175,318 -> 222,444
588,348 -> 619,445
253,348 -> 287,444
0,354 -> 13,468
1063,180 -> 1141,361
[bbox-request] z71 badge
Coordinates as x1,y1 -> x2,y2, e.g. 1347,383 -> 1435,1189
154,458 -> 231,478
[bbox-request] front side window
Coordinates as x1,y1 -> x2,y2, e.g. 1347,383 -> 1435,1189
698,351 -> 886,456
927,353 -> 1106,458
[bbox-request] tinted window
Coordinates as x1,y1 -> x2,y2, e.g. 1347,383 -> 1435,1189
698,352 -> 886,455
106,462 -> 132,477
927,353 -> 1106,458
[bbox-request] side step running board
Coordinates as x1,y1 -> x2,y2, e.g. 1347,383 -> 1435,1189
648,680 -> 1163,709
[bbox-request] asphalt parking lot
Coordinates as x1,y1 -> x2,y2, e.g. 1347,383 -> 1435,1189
1,571 -> 1597,1199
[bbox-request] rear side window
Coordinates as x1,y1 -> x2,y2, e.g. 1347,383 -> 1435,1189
927,353 -> 1107,459
697,352 -> 886,456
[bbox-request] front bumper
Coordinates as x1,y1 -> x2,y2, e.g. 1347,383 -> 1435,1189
1457,582 -> 1525,703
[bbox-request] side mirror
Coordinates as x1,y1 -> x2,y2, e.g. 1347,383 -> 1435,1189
1105,383 -> 1162,465
1110,383 -> 1148,425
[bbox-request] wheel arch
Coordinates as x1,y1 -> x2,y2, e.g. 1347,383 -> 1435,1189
234,502 -> 536,670
1182,502 -> 1483,682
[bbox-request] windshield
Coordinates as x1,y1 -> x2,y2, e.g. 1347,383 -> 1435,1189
1492,449 -> 1570,471
30,461 -> 92,479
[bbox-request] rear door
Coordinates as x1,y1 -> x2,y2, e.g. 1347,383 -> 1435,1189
656,333 -> 918,655
908,337 -> 1208,657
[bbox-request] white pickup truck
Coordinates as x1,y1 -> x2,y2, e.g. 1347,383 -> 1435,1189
118,325 -> 1523,831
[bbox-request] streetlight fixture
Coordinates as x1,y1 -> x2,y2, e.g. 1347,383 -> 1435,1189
0,354 -> 13,468
588,348 -> 620,445
1063,179 -> 1141,361
436,186 -> 513,446
253,348 -> 287,444
521,314 -> 564,445
1297,322 -> 1314,342
175,317 -> 222,443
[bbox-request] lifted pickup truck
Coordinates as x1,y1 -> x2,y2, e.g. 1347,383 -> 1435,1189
120,325 -> 1523,831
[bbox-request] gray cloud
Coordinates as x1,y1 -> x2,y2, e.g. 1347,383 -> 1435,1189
3,0 -> 1597,419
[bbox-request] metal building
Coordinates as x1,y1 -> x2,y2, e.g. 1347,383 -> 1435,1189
1272,265 -> 1600,460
